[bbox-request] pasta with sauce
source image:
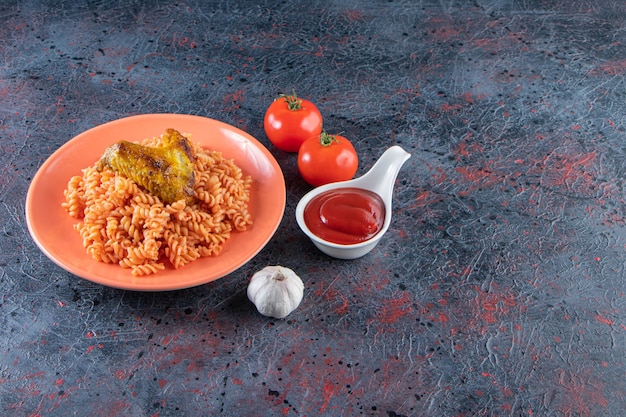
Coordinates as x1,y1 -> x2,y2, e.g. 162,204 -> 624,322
62,132 -> 253,276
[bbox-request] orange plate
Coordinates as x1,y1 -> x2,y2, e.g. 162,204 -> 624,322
25,114 -> 285,291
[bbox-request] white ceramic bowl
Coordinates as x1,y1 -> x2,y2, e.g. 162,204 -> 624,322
295,146 -> 411,259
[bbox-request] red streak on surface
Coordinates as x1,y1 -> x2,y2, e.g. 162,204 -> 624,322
334,293 -> 350,315
441,103 -> 463,112
535,150 -> 597,192
467,284 -> 518,332
591,59 -> 626,75
224,89 -> 244,106
425,18 -> 462,41
557,368 -> 609,416
320,379 -> 336,413
342,9 -> 365,22
594,314 -> 614,326
455,166 -> 492,183
378,292 -> 412,324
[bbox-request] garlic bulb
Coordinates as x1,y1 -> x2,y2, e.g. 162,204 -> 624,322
247,266 -> 304,318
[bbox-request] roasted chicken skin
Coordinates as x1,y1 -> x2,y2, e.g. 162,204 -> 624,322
98,128 -> 196,204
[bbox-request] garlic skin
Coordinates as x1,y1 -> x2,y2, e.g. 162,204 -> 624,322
247,266 -> 304,318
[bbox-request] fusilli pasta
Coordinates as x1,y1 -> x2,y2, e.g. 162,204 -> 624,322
62,132 -> 253,276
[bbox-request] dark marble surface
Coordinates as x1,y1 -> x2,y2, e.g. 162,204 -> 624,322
2,0 -> 626,416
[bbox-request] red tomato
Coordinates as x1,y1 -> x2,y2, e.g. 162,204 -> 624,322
297,132 -> 359,187
264,92 -> 323,152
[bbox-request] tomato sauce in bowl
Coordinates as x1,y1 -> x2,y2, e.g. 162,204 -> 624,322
303,187 -> 385,245
295,145 -> 411,259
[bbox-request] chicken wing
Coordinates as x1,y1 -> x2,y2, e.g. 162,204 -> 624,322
98,128 -> 196,204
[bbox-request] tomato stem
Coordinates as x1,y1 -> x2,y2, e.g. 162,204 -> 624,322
279,90 -> 302,111
319,131 -> 339,147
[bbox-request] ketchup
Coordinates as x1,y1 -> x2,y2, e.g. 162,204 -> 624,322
303,187 -> 385,245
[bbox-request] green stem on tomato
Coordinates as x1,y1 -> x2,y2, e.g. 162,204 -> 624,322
319,131 -> 339,147
279,90 -> 302,111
